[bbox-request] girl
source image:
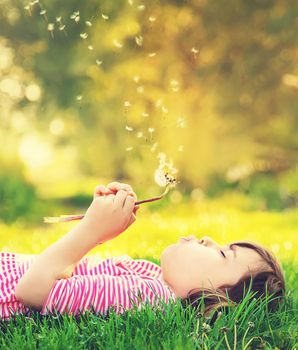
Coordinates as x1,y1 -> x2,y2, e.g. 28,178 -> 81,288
1,182 -> 285,321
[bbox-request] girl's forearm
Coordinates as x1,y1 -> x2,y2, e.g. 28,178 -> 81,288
15,220 -> 100,309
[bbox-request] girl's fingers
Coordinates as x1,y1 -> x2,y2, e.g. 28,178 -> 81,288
94,185 -> 113,198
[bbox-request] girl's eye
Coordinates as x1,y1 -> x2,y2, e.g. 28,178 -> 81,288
220,250 -> 226,258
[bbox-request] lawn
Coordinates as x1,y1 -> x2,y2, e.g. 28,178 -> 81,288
0,196 -> 297,349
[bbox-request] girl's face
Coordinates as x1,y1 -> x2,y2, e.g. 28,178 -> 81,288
160,235 -> 266,298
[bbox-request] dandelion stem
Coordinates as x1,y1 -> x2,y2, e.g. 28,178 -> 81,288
43,185 -> 172,223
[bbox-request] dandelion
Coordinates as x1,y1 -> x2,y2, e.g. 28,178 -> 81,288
80,33 -> 88,40
154,152 -> 178,188
142,112 -> 149,117
113,39 -> 123,48
202,323 -> 211,333
125,126 -> 133,131
148,52 -> 156,57
126,146 -> 133,151
96,59 -> 103,65
138,4 -> 145,11
149,16 -> 156,22
135,35 -> 143,47
124,101 -> 131,107
102,13 -> 109,20
85,21 -> 92,27
88,45 -> 94,51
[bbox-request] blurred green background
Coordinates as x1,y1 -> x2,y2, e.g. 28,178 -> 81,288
0,0 -> 297,263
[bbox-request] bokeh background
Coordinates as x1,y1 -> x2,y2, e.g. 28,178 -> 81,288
0,0 -> 297,264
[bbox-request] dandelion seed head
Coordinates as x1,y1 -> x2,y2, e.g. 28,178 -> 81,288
102,13 -> 109,20
135,36 -> 143,47
80,33 -> 88,39
47,23 -> 54,31
88,45 -> 94,51
125,125 -> 133,131
85,21 -> 92,27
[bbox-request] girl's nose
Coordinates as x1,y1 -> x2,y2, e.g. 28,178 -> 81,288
199,235 -> 217,247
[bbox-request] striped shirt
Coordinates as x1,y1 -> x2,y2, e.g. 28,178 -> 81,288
0,252 -> 176,320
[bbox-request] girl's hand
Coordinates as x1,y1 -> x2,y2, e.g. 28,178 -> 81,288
93,182 -> 140,217
83,189 -> 137,245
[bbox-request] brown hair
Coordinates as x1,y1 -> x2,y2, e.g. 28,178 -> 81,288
180,241 -> 286,320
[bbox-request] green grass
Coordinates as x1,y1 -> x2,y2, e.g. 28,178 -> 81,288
0,196 -> 297,349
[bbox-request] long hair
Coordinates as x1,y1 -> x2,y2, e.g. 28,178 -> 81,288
180,241 -> 286,320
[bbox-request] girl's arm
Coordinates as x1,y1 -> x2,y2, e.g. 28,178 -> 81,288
15,220 -> 100,310
15,187 -> 137,311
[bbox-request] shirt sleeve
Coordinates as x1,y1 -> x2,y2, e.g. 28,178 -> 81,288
40,274 -> 174,317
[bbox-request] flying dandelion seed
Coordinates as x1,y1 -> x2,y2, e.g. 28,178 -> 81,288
88,45 -> 94,50
85,21 -> 92,27
24,4 -> 32,15
136,131 -> 143,138
151,142 -> 158,152
76,95 -> 83,101
155,99 -> 163,108
70,11 -> 79,19
133,75 -> 140,83
75,16 -> 80,23
126,146 -> 133,151
56,16 -> 61,22
135,36 -> 143,47
176,116 -> 186,128
59,25 -> 66,32
149,16 -> 156,22
148,127 -> 155,133
47,23 -> 54,38
162,106 -> 168,113
102,14 -> 109,20
137,86 -> 144,94
142,112 -> 149,117
125,126 -> 133,131
191,47 -> 199,54
124,101 -> 131,107
80,33 -> 88,39
40,9 -> 46,15
178,145 -> 184,152
113,39 -> 123,48
148,52 -> 156,57
138,4 -> 145,11
170,79 -> 180,92
96,59 -> 103,65
128,0 -> 134,5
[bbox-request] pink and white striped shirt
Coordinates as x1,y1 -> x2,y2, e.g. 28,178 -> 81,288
0,252 -> 176,320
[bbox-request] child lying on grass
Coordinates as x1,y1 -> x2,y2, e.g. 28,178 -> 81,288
1,182 -> 285,321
